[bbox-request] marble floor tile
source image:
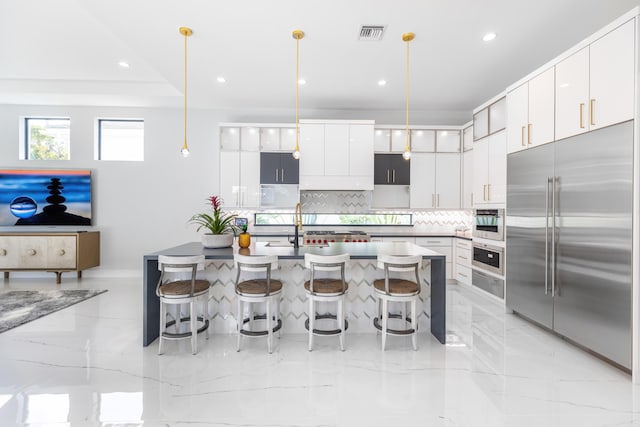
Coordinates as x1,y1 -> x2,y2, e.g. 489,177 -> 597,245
0,277 -> 639,426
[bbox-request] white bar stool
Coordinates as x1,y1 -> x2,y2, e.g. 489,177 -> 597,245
372,254 -> 422,350
156,255 -> 210,355
304,253 -> 350,351
234,254 -> 282,353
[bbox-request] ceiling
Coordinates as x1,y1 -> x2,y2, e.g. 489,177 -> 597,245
0,0 -> 638,124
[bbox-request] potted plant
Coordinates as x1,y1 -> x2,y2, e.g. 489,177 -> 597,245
189,195 -> 237,248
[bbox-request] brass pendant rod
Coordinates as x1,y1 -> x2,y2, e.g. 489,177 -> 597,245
292,30 -> 304,158
403,32 -> 414,154
179,27 -> 193,156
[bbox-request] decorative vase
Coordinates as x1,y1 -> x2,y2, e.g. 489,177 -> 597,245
238,232 -> 251,248
201,233 -> 234,248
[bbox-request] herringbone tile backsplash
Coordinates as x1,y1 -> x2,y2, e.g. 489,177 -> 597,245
229,190 -> 472,233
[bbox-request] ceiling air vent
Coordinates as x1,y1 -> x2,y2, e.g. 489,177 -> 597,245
358,25 -> 386,41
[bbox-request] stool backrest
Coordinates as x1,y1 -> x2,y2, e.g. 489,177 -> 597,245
234,254 -> 278,273
158,255 -> 205,273
304,253 -> 350,272
376,254 -> 422,272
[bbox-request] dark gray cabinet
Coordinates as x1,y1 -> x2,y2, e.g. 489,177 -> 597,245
374,154 -> 410,185
260,153 -> 299,184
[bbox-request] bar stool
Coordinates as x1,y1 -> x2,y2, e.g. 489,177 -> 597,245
372,254 -> 422,351
304,253 -> 350,351
234,254 -> 282,353
156,255 -> 210,355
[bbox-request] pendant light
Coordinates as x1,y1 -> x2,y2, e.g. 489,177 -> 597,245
402,32 -> 415,161
179,26 -> 193,157
292,29 -> 304,160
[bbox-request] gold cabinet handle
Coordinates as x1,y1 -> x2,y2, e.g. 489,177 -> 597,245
483,184 -> 487,201
527,124 -> 532,145
590,99 -> 595,126
59,249 -> 66,256
432,194 -> 435,207
459,272 -> 468,278
275,169 -> 279,182
579,103 -> 585,128
392,169 -> 396,183
387,169 -> 390,183
437,194 -> 440,207
521,126 -> 526,146
471,193 -> 473,205
488,184 -> 491,201
281,168 -> 284,182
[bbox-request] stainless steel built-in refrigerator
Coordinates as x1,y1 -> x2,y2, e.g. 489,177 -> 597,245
506,120 -> 633,370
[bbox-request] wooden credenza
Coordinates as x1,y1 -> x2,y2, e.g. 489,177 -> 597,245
0,231 -> 100,283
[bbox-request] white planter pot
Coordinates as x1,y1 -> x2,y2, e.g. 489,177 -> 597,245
201,233 -> 234,248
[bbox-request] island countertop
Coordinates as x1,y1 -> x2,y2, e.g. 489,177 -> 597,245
144,241 -> 447,260
142,241 -> 447,347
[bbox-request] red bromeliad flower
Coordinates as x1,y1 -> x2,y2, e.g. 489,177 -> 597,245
208,195 -> 223,212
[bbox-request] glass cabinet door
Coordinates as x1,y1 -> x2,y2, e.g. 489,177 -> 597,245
220,127 -> 240,151
410,129 -> 435,152
436,130 -> 461,152
260,128 -> 280,151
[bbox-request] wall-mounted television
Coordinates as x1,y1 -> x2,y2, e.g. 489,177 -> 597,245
0,169 -> 92,226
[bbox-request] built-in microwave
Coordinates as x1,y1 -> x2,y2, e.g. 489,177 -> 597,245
472,242 -> 504,276
473,209 -> 504,241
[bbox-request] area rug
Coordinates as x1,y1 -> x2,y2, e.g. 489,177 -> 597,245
0,289 -> 107,334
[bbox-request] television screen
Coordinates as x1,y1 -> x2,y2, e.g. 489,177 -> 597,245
0,169 -> 92,226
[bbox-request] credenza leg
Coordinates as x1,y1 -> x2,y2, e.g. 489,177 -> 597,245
77,271 -> 82,279
55,272 -> 62,284
3,272 -> 8,279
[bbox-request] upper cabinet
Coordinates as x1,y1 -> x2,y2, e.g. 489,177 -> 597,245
260,153 -> 299,184
410,153 -> 460,209
555,19 -> 635,140
259,127 -> 297,152
473,130 -> 506,206
507,67 -> 555,153
374,154 -> 410,185
473,97 -> 506,141
463,125 -> 473,152
299,121 -> 374,190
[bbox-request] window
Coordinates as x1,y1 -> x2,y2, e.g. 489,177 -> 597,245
98,119 -> 144,161
24,118 -> 71,160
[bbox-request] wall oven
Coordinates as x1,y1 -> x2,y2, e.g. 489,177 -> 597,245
472,242 -> 504,276
473,209 -> 505,241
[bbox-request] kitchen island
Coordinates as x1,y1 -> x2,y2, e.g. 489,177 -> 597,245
143,241 -> 446,346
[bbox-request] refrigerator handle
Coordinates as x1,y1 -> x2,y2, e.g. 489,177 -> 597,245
551,176 -> 557,297
545,177 -> 551,295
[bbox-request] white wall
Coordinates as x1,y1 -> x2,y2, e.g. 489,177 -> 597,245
0,104 -> 469,276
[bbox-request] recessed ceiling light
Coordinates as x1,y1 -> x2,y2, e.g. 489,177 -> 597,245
118,61 -> 130,68
298,79 -> 307,85
482,32 -> 497,42
216,76 -> 226,83
378,80 -> 387,86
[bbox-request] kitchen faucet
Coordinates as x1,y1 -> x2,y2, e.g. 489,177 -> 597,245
293,202 -> 302,248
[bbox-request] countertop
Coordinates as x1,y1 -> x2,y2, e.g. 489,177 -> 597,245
144,241 -> 447,260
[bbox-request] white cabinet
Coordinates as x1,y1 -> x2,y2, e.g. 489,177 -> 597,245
507,67 -> 555,153
473,108 -> 489,140
299,121 -> 374,190
416,237 -> 452,281
454,238 -> 472,285
259,127 -> 297,152
463,125 -> 473,151
391,129 -> 408,152
411,129 -> 435,152
220,151 -> 260,207
410,153 -> 460,209
462,150 -> 473,209
555,19 -> 635,140
473,130 -> 506,206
